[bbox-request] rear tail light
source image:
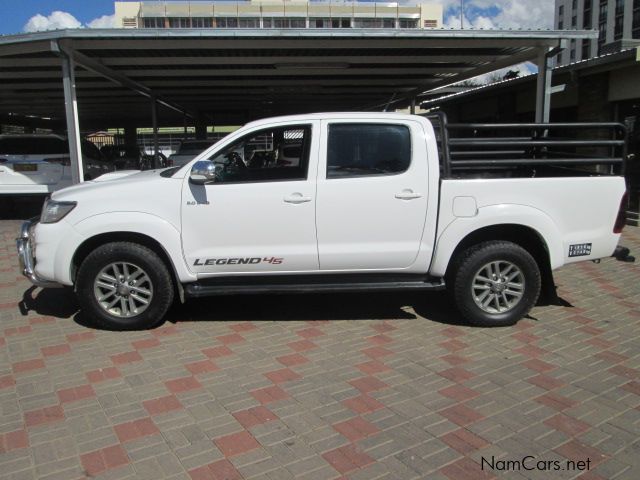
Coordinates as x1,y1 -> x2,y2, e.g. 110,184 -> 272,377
613,191 -> 629,234
44,157 -> 71,166
167,159 -> 174,167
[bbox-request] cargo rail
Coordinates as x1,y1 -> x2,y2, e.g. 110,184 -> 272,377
425,112 -> 629,179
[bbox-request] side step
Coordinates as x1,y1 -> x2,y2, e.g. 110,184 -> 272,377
184,275 -> 446,298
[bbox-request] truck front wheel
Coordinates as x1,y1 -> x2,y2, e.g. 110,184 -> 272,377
452,241 -> 541,327
76,242 -> 174,330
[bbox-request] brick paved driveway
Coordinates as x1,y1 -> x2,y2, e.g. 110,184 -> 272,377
1,219 -> 639,480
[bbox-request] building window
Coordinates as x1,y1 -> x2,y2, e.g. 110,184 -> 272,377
572,15 -> 577,27
615,0 -> 625,14
421,19 -> 436,28
310,17 -> 330,28
142,17 -> 165,28
599,1 -> 608,22
582,39 -> 591,59
572,0 -> 577,9
238,18 -> 260,28
634,1 -> 640,38
583,5 -> 592,28
570,48 -> 576,61
353,18 -> 395,28
559,20 -> 564,29
215,17 -> 238,28
400,19 -> 419,28
263,17 -> 306,28
559,5 -> 564,15
614,14 -> 624,38
169,17 -> 190,28
191,17 -> 213,28
310,18 -> 350,28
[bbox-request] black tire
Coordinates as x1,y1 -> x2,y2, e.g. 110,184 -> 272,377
76,242 -> 174,330
452,241 -> 541,327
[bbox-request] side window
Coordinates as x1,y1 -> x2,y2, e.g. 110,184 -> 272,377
208,124 -> 311,183
327,123 -> 411,178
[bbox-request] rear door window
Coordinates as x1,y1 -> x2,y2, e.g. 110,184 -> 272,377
326,123 -> 411,178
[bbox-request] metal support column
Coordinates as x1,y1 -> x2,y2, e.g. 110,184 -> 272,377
61,54 -> 84,184
410,98 -> 416,115
534,42 -> 565,123
151,95 -> 159,168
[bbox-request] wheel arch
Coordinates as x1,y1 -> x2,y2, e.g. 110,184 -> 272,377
71,232 -> 185,302
442,223 -> 556,303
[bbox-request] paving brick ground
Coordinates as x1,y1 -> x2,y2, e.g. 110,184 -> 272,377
1,219 -> 639,480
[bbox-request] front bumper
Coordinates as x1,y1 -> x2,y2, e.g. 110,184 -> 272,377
16,217 -> 61,288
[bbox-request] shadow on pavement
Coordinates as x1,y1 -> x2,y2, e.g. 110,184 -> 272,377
18,286 -> 79,319
17,283 -> 574,331
166,290 -> 469,326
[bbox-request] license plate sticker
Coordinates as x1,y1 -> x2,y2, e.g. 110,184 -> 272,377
14,164 -> 37,172
569,243 -> 592,257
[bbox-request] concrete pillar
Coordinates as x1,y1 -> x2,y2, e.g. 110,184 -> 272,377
124,125 -> 137,149
195,117 -> 207,140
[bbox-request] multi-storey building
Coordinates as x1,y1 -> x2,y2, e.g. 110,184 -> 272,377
555,0 -> 640,65
113,1 -> 443,31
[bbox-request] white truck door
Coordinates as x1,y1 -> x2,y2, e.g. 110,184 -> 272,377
181,121 -> 320,275
316,119 -> 429,271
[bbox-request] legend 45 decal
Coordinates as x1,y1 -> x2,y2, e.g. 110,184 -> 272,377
193,257 -> 284,266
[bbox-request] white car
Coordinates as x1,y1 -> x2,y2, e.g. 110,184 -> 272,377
17,113 -> 630,330
0,134 -> 114,195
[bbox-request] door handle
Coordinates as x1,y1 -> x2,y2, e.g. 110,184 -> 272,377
395,190 -> 422,200
284,193 -> 312,204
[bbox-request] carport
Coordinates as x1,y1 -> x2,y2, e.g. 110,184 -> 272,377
0,28 -> 596,181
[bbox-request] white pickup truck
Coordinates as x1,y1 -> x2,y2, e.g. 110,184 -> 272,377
17,113 -> 631,330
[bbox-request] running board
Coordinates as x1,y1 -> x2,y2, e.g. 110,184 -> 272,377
184,276 -> 446,298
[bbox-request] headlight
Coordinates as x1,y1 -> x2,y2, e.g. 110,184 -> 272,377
40,199 -> 77,224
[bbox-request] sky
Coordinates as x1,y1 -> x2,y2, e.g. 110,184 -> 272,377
0,0 -> 556,36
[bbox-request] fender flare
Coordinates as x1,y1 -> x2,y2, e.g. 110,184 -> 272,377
429,204 -> 564,277
57,212 -> 196,284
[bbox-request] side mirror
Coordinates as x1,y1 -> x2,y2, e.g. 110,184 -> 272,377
190,160 -> 221,185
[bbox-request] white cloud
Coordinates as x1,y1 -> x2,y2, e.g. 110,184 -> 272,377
87,14 -> 116,29
436,0 -> 554,30
23,11 -> 117,32
23,11 -> 82,32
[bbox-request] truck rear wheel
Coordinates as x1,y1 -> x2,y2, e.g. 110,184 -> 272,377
76,242 -> 174,330
452,241 -> 541,327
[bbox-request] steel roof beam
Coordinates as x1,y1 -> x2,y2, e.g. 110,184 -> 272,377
52,40 -> 197,120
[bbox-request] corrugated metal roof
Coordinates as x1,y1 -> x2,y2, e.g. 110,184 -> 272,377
0,28 -> 597,127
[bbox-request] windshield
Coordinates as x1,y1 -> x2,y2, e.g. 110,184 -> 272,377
0,137 -> 68,155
